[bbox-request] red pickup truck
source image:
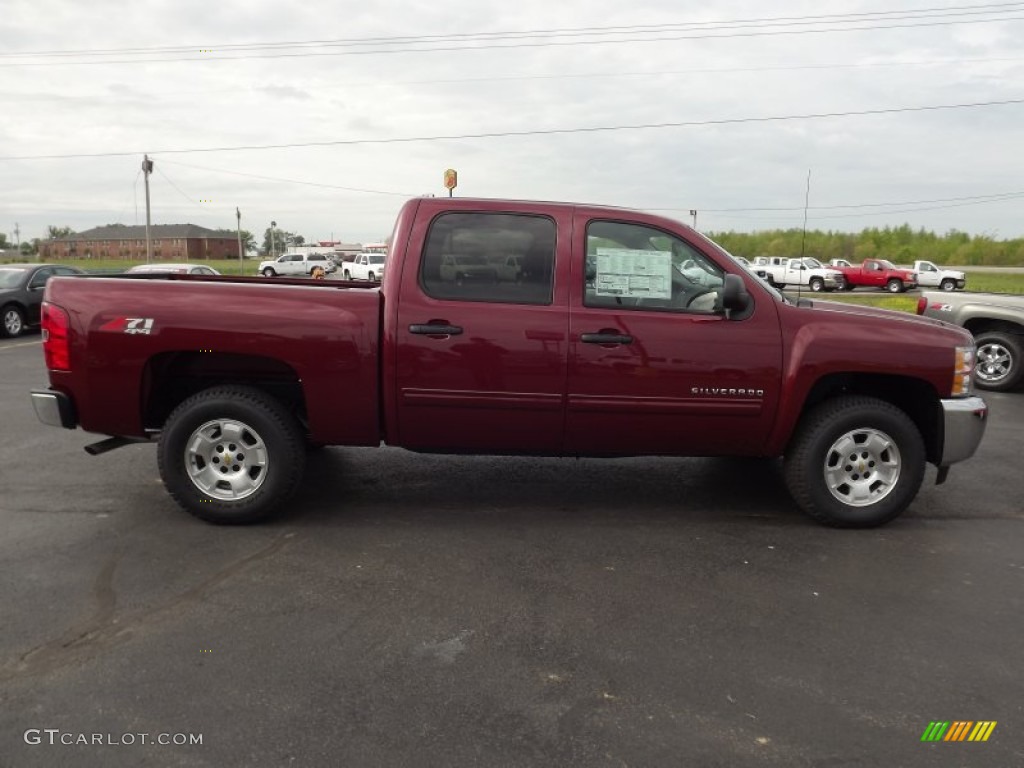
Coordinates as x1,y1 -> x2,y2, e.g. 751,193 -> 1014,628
31,197 -> 987,528
830,259 -> 918,293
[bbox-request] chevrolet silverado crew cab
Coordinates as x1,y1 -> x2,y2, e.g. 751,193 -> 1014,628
31,197 -> 987,528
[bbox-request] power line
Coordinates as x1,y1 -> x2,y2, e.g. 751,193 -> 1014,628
3,9 -> 1024,67
5,2 -> 1021,58
652,190 -> 1024,213
159,158 -> 416,197
3,97 -> 1021,161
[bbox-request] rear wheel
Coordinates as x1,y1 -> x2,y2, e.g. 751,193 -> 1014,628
343,269 -> 351,280
262,267 -> 276,278
784,396 -> 925,528
886,278 -> 903,293
1,304 -> 25,338
368,271 -> 376,281
973,331 -> 1022,391
157,386 -> 306,524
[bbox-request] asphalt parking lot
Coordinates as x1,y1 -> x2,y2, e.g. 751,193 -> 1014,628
1,333 -> 1022,767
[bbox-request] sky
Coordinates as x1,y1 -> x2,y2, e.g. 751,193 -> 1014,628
2,0 -> 1023,247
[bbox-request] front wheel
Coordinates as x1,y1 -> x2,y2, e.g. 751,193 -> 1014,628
809,277 -> 824,292
886,278 -> 903,293
1,304 -> 26,338
974,331 -> 1022,391
368,271 -> 376,282
940,279 -> 956,292
157,386 -> 306,524
784,396 -> 925,527
262,268 -> 276,278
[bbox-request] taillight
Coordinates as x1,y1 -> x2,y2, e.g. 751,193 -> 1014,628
915,296 -> 927,315
41,302 -> 71,371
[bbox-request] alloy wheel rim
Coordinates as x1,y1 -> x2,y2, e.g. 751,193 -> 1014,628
4,310 -> 21,334
976,342 -> 1012,384
184,418 -> 269,501
823,427 -> 901,507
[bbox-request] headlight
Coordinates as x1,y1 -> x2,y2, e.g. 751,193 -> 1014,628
952,345 -> 975,397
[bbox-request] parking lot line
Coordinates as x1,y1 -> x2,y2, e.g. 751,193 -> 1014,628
0,340 -> 41,350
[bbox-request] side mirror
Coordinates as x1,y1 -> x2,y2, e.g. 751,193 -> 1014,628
721,273 -> 752,318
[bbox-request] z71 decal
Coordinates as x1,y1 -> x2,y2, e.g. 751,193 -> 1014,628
99,317 -> 155,335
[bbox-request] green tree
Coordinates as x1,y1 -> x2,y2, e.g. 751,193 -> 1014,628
46,225 -> 75,239
260,227 -> 304,257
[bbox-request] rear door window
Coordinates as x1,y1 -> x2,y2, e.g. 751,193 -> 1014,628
420,212 -> 556,305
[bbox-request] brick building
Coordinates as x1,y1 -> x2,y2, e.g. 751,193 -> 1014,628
39,224 -> 241,261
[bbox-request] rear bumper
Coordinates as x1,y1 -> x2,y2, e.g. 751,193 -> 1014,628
31,389 -> 77,429
939,396 -> 987,466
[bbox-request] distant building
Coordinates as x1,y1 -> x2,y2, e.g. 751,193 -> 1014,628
285,241 -> 365,260
39,224 -> 241,261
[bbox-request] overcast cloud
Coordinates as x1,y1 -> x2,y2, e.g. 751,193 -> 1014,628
2,0 -> 1022,245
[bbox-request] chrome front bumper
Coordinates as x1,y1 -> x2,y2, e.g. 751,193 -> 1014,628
939,396 -> 987,466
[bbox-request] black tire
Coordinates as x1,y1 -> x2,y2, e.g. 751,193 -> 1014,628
973,331 -> 1023,392
940,279 -> 956,292
343,270 -> 351,280
1,304 -> 26,338
368,271 -> 376,282
783,396 -> 925,528
809,277 -> 824,292
886,278 -> 903,293
157,386 -> 306,524
262,267 -> 276,278
842,282 -> 855,292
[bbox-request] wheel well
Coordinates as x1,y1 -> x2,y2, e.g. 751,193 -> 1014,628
963,318 -> 1024,338
142,352 -> 308,433
798,373 -> 942,464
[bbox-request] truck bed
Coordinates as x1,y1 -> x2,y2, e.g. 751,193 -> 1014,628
43,274 -> 383,445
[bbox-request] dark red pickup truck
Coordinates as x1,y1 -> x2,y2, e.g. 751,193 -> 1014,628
32,197 -> 987,527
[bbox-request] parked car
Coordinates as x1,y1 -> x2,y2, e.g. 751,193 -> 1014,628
918,291 -> 1024,391
910,260 -> 966,291
0,263 -> 85,338
829,259 -> 918,293
31,197 -> 987,529
259,252 -> 336,277
126,263 -> 220,276
439,253 -> 497,284
751,256 -> 843,292
342,252 -> 387,282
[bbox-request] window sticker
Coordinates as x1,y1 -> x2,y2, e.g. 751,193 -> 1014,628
594,249 -> 672,299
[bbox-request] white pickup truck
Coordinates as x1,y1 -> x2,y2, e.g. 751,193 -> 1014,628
752,256 -> 844,292
911,260 -> 966,291
259,252 -> 336,278
341,252 -> 387,282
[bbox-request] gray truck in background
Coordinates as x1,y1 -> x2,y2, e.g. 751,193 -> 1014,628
918,291 -> 1024,391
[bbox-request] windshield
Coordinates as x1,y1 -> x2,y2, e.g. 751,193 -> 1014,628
879,260 -> 896,269
369,255 -> 385,264
802,257 -> 823,268
0,268 -> 28,288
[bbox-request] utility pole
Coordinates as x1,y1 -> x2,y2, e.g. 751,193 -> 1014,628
270,220 -> 277,259
689,209 -> 698,230
236,207 -> 243,266
142,155 -> 154,262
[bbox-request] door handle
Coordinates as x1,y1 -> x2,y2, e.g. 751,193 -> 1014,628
581,332 -> 633,345
409,324 -> 463,336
